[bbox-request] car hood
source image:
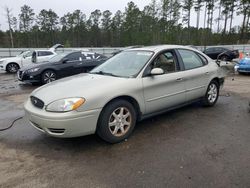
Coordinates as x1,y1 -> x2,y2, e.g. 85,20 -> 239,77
0,56 -> 21,62
31,73 -> 136,105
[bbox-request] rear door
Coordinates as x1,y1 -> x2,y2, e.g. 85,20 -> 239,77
142,50 -> 186,114
176,49 -> 210,101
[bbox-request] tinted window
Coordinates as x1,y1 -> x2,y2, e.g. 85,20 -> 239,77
38,51 -> 53,56
178,49 -> 204,70
66,52 -> 82,61
152,51 -> 177,73
81,52 -> 106,60
204,48 -> 214,53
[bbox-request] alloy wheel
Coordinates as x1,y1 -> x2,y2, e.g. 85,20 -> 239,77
207,83 -> 218,103
7,64 -> 19,73
43,71 -> 56,83
108,107 -> 132,137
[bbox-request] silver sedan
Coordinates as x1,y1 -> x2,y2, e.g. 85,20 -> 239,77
24,45 -> 225,143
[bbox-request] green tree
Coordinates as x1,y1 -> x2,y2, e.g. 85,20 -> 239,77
111,10 -> 123,46
60,10 -> 86,46
88,9 -> 102,46
237,0 -> 250,41
19,5 -> 35,32
194,0 -> 203,29
19,5 -> 35,47
122,1 -> 141,45
37,9 -> 59,45
182,0 -> 193,29
101,10 -> 112,46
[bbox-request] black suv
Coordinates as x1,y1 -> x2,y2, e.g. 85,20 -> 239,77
18,51 -> 107,85
203,47 -> 239,61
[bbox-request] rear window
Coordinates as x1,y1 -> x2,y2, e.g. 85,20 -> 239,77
178,49 -> 205,70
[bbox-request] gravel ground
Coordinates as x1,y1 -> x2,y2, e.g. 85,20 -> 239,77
0,70 -> 250,188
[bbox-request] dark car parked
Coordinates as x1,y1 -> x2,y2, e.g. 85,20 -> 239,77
18,51 -> 107,85
203,47 -> 239,61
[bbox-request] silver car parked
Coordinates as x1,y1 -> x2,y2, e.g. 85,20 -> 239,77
24,45 -> 225,143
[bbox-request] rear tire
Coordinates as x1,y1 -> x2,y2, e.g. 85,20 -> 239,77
97,99 -> 137,144
41,70 -> 56,84
202,80 -> 219,107
6,63 -> 19,73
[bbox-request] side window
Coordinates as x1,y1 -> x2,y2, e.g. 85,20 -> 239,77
205,48 -> 212,53
66,52 -> 81,62
151,51 -> 177,73
45,51 -> 53,56
38,51 -> 53,56
24,51 -> 33,57
178,49 -> 204,70
197,53 -> 208,65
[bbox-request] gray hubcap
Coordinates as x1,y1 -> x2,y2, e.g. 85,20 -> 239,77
8,64 -> 18,73
207,83 -> 218,103
108,107 -> 132,137
43,72 -> 56,83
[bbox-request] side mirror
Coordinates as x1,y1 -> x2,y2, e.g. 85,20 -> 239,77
62,58 -> 69,63
150,68 -> 164,76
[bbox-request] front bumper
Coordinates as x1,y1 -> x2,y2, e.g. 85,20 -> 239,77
0,64 -> 6,71
18,70 -> 41,83
24,99 -> 102,138
238,65 -> 250,73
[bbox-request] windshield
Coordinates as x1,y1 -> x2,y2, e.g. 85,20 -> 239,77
48,53 -> 67,62
18,51 -> 31,57
90,50 -> 153,78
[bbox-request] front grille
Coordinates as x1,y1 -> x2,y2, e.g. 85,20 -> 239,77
30,96 -> 44,109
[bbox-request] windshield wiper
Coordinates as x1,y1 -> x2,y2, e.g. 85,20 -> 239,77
90,71 -> 120,77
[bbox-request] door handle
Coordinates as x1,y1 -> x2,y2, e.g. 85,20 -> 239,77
205,72 -> 210,75
176,78 -> 183,81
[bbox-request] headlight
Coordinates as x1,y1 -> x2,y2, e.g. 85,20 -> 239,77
27,67 -> 40,73
0,60 -> 4,64
46,98 -> 85,112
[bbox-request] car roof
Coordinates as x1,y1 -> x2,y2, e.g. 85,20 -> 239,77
126,45 -> 199,53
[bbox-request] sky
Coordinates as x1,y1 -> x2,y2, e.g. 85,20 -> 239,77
0,0 -> 151,30
0,0 -> 243,32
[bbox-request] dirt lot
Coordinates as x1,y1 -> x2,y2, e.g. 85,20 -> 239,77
0,70 -> 250,188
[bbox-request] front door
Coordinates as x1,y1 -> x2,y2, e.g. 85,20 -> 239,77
58,52 -> 82,77
142,50 -> 186,114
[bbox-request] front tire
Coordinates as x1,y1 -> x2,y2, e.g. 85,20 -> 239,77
202,80 -> 219,107
6,63 -> 19,73
41,70 -> 56,84
97,100 -> 137,144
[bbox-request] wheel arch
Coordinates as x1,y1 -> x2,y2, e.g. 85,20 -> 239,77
210,77 -> 219,85
40,68 -> 58,83
41,68 -> 57,77
6,62 -> 20,70
101,95 -> 142,121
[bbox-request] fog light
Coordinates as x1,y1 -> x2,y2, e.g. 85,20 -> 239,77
30,76 -> 34,78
